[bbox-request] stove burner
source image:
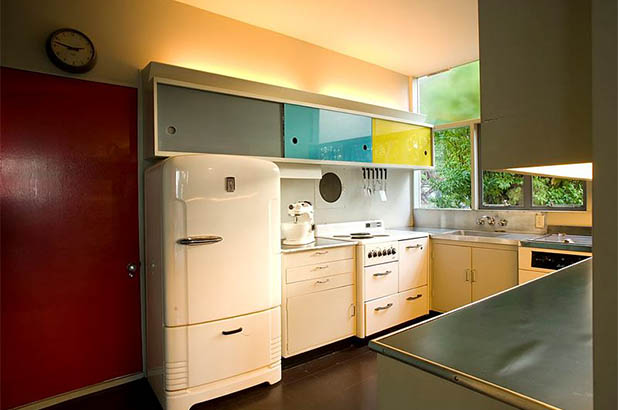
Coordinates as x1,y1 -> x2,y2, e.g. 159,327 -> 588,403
333,233 -> 391,240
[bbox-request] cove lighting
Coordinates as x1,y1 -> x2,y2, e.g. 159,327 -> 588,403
507,162 -> 592,180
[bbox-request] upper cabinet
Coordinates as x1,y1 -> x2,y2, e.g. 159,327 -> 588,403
142,63 -> 433,168
156,84 -> 283,157
372,119 -> 432,166
284,105 -> 372,163
478,0 -> 591,170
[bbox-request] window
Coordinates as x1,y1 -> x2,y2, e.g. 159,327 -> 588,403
479,171 -> 586,210
418,61 -> 480,125
419,126 -> 471,209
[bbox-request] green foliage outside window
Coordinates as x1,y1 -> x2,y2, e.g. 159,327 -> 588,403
482,171 -> 524,206
532,177 -> 584,207
420,127 -> 471,208
418,61 -> 480,125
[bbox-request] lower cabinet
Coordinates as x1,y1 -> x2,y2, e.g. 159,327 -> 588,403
286,285 -> 355,355
282,246 -> 356,357
431,241 -> 518,312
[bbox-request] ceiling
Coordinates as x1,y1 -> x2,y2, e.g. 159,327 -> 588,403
176,0 -> 479,77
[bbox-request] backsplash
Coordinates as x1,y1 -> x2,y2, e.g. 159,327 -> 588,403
413,209 -> 548,234
280,166 -> 413,228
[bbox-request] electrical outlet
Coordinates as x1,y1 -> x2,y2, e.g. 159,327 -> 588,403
535,214 -> 545,229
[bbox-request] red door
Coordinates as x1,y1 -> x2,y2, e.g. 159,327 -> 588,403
1,68 -> 142,409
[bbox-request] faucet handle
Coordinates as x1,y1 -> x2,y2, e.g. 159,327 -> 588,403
498,219 -> 508,227
477,218 -> 485,225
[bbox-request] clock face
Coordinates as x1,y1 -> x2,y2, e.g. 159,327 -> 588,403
46,29 -> 96,73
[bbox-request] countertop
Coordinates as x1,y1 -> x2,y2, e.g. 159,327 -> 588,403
370,259 -> 593,409
394,226 -> 537,246
281,238 -> 355,253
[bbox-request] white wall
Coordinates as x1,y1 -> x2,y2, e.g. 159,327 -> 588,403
281,167 -> 413,228
0,0 -> 410,110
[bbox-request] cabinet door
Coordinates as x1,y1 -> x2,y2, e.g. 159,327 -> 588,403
284,104 -> 372,162
398,238 -> 429,291
431,244 -> 472,312
157,83 -> 283,157
471,248 -> 518,302
372,119 -> 432,166
286,285 -> 355,355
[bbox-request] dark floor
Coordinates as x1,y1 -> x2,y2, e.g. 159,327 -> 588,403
49,344 -> 377,410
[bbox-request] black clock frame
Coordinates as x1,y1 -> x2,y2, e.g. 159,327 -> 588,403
46,28 -> 97,74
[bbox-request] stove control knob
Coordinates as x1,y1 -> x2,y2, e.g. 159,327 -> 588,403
368,252 -> 373,258
392,248 -> 397,255
371,251 -> 377,258
386,249 -> 392,255
377,250 -> 383,257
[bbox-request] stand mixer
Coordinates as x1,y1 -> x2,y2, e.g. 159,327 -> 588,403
282,201 -> 315,245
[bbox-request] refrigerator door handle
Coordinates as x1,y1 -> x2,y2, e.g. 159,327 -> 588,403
177,235 -> 224,246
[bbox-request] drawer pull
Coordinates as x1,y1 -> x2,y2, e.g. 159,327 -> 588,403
222,327 -> 243,336
406,294 -> 423,301
373,270 -> 392,277
313,265 -> 329,271
315,278 -> 330,284
374,303 -> 393,311
406,244 -> 424,250
313,251 -> 329,256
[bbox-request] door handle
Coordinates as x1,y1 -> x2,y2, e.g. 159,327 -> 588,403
406,294 -> 423,301
177,235 -> 223,246
465,268 -> 470,282
374,303 -> 393,311
126,262 -> 139,278
373,270 -> 392,277
406,244 -> 424,250
471,269 -> 477,283
222,327 -> 243,336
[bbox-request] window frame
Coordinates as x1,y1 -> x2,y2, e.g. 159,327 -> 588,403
415,120 -> 479,210
477,126 -> 587,211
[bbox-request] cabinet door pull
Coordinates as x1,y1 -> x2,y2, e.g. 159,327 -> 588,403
350,304 -> 356,317
373,270 -> 392,277
313,265 -> 329,271
315,278 -> 330,284
471,269 -> 477,283
222,327 -> 243,336
313,251 -> 329,256
406,244 -> 424,250
465,268 -> 471,282
406,294 -> 423,301
374,303 -> 393,311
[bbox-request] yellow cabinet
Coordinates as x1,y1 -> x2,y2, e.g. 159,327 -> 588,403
372,119 -> 432,166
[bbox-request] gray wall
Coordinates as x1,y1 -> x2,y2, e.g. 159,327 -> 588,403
281,167 -> 413,228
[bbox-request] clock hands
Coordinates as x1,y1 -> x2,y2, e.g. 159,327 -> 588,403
53,40 -> 84,52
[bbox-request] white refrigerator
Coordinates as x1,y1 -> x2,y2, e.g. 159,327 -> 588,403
145,154 -> 281,410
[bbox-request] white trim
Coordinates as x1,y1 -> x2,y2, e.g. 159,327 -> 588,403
154,150 -> 435,170
152,77 -> 434,129
470,124 -> 479,210
12,373 -> 144,410
433,118 -> 480,131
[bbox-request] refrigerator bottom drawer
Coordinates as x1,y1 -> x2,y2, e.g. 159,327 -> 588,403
164,306 -> 281,390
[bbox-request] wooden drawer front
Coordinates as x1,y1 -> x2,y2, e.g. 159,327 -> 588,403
286,272 -> 354,298
284,246 -> 354,269
365,294 -> 399,336
286,258 -> 354,284
398,286 -> 429,323
398,238 -> 428,291
518,269 -> 550,285
364,262 -> 399,301
286,285 -> 356,356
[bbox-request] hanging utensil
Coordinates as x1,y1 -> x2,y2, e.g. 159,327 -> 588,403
379,168 -> 387,202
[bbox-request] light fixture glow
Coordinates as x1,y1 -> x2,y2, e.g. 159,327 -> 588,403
507,162 -> 592,180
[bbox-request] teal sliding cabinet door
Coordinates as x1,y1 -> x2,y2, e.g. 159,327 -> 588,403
284,104 -> 372,162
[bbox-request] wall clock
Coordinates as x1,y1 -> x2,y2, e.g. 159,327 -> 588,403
46,28 -> 97,73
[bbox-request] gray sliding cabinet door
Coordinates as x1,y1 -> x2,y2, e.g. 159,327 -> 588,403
157,84 -> 283,157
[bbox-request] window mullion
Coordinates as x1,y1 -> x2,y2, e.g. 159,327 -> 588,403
523,176 -> 533,208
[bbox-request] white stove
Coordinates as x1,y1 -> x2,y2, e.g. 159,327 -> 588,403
317,220 -> 428,266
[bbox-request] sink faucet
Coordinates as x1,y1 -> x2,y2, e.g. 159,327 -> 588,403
477,215 -> 496,226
